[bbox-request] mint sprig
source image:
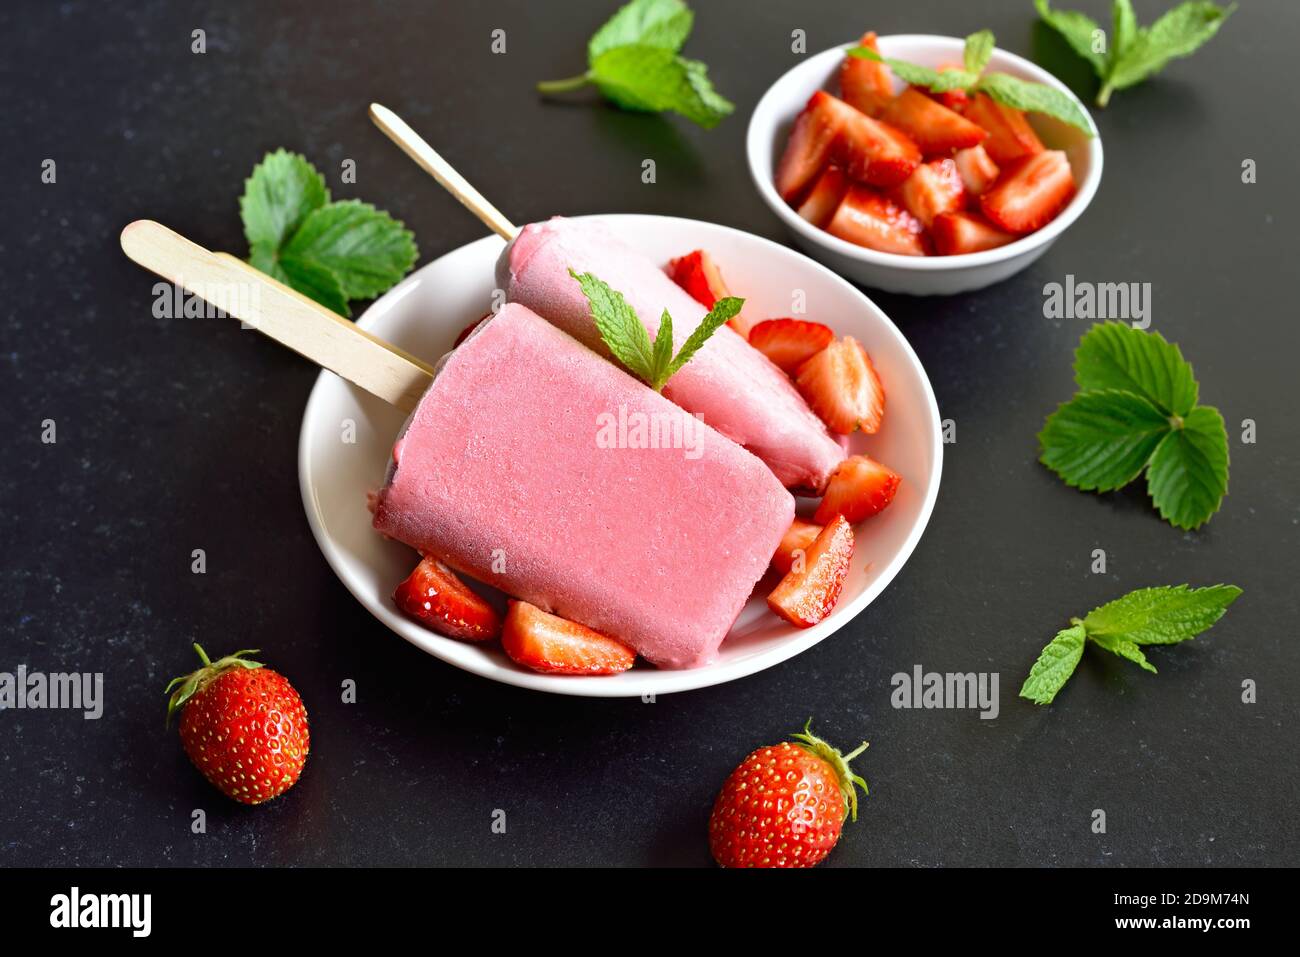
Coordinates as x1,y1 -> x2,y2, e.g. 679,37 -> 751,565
570,269 -> 741,391
537,0 -> 733,129
240,149 -> 417,316
1020,585 -> 1241,705
1038,323 -> 1229,530
847,29 -> 1093,134
1036,0 -> 1235,107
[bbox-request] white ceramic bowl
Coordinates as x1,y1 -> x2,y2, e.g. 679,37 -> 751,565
299,214 -> 942,697
747,34 -> 1103,295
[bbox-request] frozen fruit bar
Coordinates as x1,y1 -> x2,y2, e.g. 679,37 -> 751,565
372,303 -> 794,669
496,217 -> 846,492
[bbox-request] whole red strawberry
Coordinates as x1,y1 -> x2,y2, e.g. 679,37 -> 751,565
709,720 -> 868,868
165,645 -> 309,805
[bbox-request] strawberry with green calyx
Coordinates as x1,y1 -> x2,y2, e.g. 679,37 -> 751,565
709,720 -> 869,868
165,644 -> 309,805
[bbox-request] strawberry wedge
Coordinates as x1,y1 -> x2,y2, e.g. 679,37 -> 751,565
771,518 -> 823,574
767,516 -> 854,628
827,185 -> 926,256
953,144 -> 1001,196
778,92 -> 920,196
795,335 -> 886,435
814,455 -> 901,524
796,165 -> 850,229
963,93 -> 1044,165
749,318 -> 835,373
666,249 -> 757,337
839,31 -> 894,117
931,211 -> 1018,255
894,158 -> 966,230
881,87 -> 987,155
501,600 -> 636,675
393,556 -> 502,641
979,150 -> 1076,234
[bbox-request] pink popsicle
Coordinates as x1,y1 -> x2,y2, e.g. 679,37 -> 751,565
496,217 -> 847,492
372,303 -> 795,669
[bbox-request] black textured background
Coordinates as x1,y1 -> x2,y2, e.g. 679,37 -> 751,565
2,0 -> 1295,867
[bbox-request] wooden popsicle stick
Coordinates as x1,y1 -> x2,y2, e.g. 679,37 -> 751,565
368,102 -> 519,241
120,220 -> 434,413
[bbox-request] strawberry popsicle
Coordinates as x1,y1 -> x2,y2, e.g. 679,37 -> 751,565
372,303 -> 795,669
496,218 -> 846,492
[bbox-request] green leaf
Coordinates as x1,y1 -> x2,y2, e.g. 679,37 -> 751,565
1111,0 -> 1139,68
1073,322 -> 1198,416
251,242 -> 350,316
1088,632 -> 1158,673
846,47 -> 947,87
281,200 -> 417,300
649,309 -> 675,390
963,29 -> 996,74
240,149 -> 329,251
1146,406 -> 1229,529
976,72 -> 1093,133
1104,2 -> 1235,95
570,269 -> 655,383
589,45 -> 733,128
588,0 -> 694,61
1084,584 -> 1242,645
1034,0 -> 1108,77
1020,623 -> 1087,705
1038,390 -> 1171,492
665,296 -> 743,381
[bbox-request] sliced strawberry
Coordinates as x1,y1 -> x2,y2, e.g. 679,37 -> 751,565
767,516 -> 854,628
833,104 -> 922,189
795,335 -> 886,435
826,185 -> 926,257
795,164 -> 849,229
501,600 -> 636,675
666,249 -> 757,337
978,150 -> 1076,234
772,518 -> 823,574
393,556 -> 502,641
894,158 -> 966,229
963,93 -> 1044,165
880,87 -> 987,155
748,318 -> 835,373
839,31 -> 894,118
814,455 -> 901,524
931,211 -> 1019,255
953,144 -> 1000,196
775,90 -> 845,201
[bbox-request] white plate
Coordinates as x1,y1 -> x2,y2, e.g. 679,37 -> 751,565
298,214 -> 942,696
747,35 -> 1103,295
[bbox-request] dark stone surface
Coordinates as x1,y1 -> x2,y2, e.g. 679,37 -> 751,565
1,0 -> 1295,867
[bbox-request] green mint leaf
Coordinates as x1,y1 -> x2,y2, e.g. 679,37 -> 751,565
570,269 -> 656,384
1083,584 -> 1242,646
963,29 -> 996,74
665,296 -> 743,381
251,242 -> 350,317
588,0 -> 694,62
649,309 -> 675,390
846,47 -> 946,87
1088,632 -> 1158,673
1038,390 -> 1171,492
1111,0 -> 1139,69
1034,0 -> 1108,77
1100,2 -> 1234,105
1146,405 -> 1229,529
975,72 -> 1093,134
1020,623 -> 1087,705
280,200 -> 417,301
1073,322 -> 1198,417
588,45 -> 733,128
240,149 -> 330,251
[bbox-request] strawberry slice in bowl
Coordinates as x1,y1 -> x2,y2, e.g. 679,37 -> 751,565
666,249 -> 757,336
749,318 -> 835,373
795,335 -> 886,435
979,150 -> 1076,234
826,186 -> 926,257
767,516 -> 855,628
814,455 -> 902,525
502,600 -> 636,676
393,556 -> 502,641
